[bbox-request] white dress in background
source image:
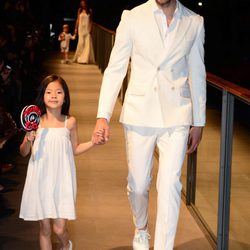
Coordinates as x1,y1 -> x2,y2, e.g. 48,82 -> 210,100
19,117 -> 77,221
73,12 -> 95,64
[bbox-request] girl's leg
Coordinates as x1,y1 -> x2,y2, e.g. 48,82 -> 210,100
53,218 -> 71,250
60,51 -> 65,63
39,219 -> 52,250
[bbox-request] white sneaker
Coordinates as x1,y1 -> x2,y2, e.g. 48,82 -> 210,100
61,240 -> 72,250
68,240 -> 72,250
133,229 -> 150,250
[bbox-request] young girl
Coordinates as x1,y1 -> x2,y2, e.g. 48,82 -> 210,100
19,75 -> 103,250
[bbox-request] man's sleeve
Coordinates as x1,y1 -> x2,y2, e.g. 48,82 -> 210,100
188,16 -> 206,126
97,10 -> 133,121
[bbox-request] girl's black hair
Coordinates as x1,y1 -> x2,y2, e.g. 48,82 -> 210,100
35,74 -> 70,115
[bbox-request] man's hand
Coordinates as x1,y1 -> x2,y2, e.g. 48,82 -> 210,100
92,118 -> 110,145
186,126 -> 203,154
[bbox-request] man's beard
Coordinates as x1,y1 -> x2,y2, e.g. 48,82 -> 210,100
155,0 -> 173,7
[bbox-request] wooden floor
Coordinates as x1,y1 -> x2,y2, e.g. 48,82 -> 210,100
0,52 -> 213,250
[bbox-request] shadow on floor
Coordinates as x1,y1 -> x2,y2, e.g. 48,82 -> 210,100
109,238 -> 213,250
175,238 -> 250,250
0,236 -> 39,250
0,236 -> 63,250
109,247 -> 153,250
174,238 -> 211,250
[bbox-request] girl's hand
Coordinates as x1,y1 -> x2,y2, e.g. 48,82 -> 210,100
92,129 -> 105,145
26,131 -> 36,143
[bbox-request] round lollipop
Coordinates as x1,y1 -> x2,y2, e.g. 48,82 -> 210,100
20,105 -> 41,161
20,105 -> 41,131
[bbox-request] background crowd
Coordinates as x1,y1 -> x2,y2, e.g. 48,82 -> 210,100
0,0 -> 46,208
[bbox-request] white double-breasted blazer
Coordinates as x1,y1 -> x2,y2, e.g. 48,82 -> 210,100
97,0 -> 206,128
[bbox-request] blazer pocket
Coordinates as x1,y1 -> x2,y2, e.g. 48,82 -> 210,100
184,36 -> 195,49
184,38 -> 195,43
184,33 -> 195,43
180,86 -> 191,98
127,84 -> 146,96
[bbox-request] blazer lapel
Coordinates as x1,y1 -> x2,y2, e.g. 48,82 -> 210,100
138,1 -> 192,66
143,1 -> 166,65
159,2 -> 192,64
147,10 -> 165,48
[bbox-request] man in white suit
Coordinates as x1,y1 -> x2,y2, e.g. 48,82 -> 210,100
93,0 -> 206,249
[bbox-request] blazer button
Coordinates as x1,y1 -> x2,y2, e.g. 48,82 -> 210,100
171,86 -> 175,90
157,67 -> 161,71
154,87 -> 157,91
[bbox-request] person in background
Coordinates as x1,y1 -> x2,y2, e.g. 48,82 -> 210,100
0,107 -> 17,192
0,57 -> 20,175
0,108 -> 17,219
72,0 -> 95,64
92,0 -> 206,249
58,24 -> 76,64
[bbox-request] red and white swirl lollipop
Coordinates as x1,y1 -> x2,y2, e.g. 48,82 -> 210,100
20,105 -> 41,160
20,105 -> 41,131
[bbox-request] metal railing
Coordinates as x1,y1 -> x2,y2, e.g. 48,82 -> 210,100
92,22 -> 250,250
91,23 -> 115,73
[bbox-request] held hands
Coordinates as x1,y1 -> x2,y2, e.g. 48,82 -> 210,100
92,118 -> 109,145
20,130 -> 36,157
186,126 -> 203,154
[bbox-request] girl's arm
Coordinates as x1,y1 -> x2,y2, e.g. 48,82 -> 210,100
19,131 -> 36,157
69,116 -> 95,156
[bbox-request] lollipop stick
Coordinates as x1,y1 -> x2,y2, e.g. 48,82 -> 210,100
31,140 -> 34,161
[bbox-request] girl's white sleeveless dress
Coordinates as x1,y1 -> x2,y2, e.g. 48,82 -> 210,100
19,117 -> 77,221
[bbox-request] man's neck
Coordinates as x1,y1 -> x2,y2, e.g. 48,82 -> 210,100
156,0 -> 177,18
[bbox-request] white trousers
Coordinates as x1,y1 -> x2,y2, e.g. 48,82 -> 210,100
123,124 -> 189,250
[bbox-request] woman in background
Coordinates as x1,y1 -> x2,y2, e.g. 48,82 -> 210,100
72,0 -> 95,64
